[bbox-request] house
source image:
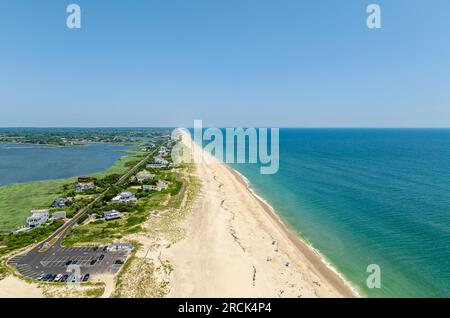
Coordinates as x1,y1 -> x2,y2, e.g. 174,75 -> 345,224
142,180 -> 171,192
106,243 -> 133,253
156,180 -> 171,191
142,184 -> 152,191
146,163 -> 166,169
103,210 -> 122,221
158,146 -> 168,156
75,182 -> 96,193
78,176 -> 94,182
26,210 -> 49,228
134,170 -> 155,182
111,192 -> 138,204
52,211 -> 67,220
52,197 -> 69,208
154,156 -> 168,165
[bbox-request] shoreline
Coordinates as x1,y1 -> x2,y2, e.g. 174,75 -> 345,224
226,166 -> 360,298
167,130 -> 359,297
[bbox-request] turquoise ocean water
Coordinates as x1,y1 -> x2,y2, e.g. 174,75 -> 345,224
227,129 -> 450,297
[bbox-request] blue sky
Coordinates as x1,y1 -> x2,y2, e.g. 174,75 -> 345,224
1,0 -> 450,127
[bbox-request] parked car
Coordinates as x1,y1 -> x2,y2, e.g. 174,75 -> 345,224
60,275 -> 69,282
82,273 -> 90,282
102,246 -> 108,252
65,260 -> 72,266
114,259 -> 124,265
99,254 -> 105,261
36,273 -> 46,281
54,274 -> 63,282
90,259 -> 97,265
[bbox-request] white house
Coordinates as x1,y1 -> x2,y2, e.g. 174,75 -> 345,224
107,243 -> 133,253
146,163 -> 165,169
156,180 -> 171,191
26,210 -> 49,228
75,182 -> 96,193
143,180 -> 171,192
111,192 -> 138,204
103,210 -> 122,221
134,170 -> 155,182
142,184 -> 152,191
154,156 -> 168,165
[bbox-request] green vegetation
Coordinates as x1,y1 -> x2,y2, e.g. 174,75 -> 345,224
61,165 -> 183,246
0,148 -> 149,234
84,285 -> 106,298
0,220 -> 64,257
110,163 -> 199,298
113,256 -> 169,298
62,197 -> 157,245
41,281 -> 106,298
0,180 -> 72,233
77,214 -> 88,224
91,149 -> 147,178
0,263 -> 7,280
0,127 -> 171,146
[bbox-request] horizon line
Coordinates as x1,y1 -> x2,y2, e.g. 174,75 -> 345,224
1,126 -> 450,129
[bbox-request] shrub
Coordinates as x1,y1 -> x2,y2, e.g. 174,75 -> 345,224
77,214 -> 88,224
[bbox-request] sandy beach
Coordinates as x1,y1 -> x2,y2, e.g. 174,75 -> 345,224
0,131 -> 357,298
166,131 -> 357,298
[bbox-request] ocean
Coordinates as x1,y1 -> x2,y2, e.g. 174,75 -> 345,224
0,143 -> 132,186
228,129 -> 450,297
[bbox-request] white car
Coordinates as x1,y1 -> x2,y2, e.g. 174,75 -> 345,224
36,273 -> 46,281
54,274 -> 63,282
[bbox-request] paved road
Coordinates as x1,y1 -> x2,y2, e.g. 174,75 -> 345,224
8,143 -> 164,281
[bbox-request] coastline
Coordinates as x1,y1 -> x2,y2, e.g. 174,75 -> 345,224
166,131 -> 358,298
226,166 -> 360,298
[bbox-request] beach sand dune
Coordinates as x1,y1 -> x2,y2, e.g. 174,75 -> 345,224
0,131 -> 356,298
0,276 -> 43,298
166,132 -> 356,298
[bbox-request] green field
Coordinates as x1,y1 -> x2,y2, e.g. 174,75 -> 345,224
0,180 -> 70,233
0,150 -> 146,233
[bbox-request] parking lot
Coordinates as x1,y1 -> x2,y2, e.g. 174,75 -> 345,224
8,244 -> 131,282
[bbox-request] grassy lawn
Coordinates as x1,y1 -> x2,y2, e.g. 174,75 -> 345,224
0,180 -> 71,233
0,149 -> 147,233
90,150 -> 146,179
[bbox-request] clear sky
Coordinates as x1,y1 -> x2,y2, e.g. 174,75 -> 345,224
1,0 -> 450,127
